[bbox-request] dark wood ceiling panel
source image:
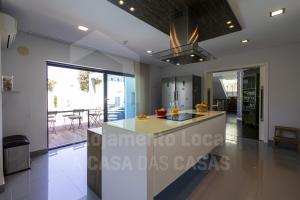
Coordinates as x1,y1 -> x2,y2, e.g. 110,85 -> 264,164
107,0 -> 241,42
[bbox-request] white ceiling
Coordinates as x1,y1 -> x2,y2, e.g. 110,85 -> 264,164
2,0 -> 300,66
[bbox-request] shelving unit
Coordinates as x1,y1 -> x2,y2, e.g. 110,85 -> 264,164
242,70 -> 260,127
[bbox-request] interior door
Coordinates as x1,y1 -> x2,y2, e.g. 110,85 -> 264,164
259,65 -> 269,142
205,64 -> 269,143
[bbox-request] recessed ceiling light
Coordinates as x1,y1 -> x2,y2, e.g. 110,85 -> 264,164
199,58 -> 204,62
241,39 -> 249,44
130,7 -> 135,12
190,54 -> 195,57
166,59 -> 171,63
270,8 -> 285,17
146,50 -> 153,54
229,25 -> 235,29
226,21 -> 232,25
78,25 -> 89,31
118,0 -> 124,5
176,63 -> 180,66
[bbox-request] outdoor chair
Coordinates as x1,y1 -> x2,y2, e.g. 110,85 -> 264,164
68,109 -> 84,130
89,108 -> 103,127
62,112 -> 77,128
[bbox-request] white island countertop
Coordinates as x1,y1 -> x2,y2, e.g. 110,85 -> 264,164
102,110 -> 226,200
104,110 -> 225,136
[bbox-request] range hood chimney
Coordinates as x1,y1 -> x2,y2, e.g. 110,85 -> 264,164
170,7 -> 199,49
153,7 -> 215,65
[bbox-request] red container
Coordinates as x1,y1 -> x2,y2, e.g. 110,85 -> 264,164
155,109 -> 167,117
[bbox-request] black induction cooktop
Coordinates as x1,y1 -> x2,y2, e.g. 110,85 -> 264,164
160,113 -> 204,122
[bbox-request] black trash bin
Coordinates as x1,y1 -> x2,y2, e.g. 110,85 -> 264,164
3,135 -> 30,175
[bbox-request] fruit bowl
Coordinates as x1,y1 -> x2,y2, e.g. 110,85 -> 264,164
137,114 -> 149,120
195,103 -> 209,112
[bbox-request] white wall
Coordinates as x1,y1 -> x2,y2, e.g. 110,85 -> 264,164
160,43 -> 300,140
1,32 -> 159,152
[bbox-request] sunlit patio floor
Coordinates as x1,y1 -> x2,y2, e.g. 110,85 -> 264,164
48,123 -> 89,149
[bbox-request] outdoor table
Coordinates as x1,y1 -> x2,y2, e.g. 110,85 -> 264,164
48,109 -> 100,128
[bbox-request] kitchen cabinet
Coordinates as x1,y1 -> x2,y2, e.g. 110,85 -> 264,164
87,128 -> 102,198
102,111 -> 226,200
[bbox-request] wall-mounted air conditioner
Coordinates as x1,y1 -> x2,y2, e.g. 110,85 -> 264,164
0,12 -> 17,49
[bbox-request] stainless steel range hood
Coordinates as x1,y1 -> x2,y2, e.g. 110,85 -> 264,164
153,7 -> 215,65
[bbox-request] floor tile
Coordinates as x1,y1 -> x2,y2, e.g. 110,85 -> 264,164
1,115 -> 300,200
0,144 -> 100,200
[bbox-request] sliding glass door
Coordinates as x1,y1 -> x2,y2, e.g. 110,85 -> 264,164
105,74 -> 136,121
125,76 -> 136,119
47,61 -> 136,149
47,64 -> 104,149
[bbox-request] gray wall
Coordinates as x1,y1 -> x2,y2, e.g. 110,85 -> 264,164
160,43 -> 300,140
0,34 -> 4,188
1,32 -> 160,152
135,62 -> 150,115
149,65 -> 162,113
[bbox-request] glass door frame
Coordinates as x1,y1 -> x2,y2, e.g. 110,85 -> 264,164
103,71 -> 135,122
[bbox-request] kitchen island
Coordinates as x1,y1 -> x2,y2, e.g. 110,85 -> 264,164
102,110 -> 226,200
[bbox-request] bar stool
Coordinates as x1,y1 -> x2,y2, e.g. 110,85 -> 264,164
274,126 -> 300,152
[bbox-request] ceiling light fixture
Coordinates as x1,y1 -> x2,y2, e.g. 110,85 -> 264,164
118,0 -> 124,5
130,7 -> 135,12
146,50 -> 153,54
229,25 -> 235,29
226,21 -> 232,25
78,25 -> 89,31
270,8 -> 285,17
241,39 -> 249,44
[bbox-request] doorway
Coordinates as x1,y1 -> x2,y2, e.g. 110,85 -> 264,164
212,68 -> 260,141
47,62 -> 136,149
205,64 -> 269,143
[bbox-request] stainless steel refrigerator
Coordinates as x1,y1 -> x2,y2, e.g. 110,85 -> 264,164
162,75 -> 201,110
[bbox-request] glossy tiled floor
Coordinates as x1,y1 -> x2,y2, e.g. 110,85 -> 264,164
175,139 -> 300,200
156,115 -> 300,200
1,116 -> 300,200
225,114 -> 259,141
0,143 -> 99,200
